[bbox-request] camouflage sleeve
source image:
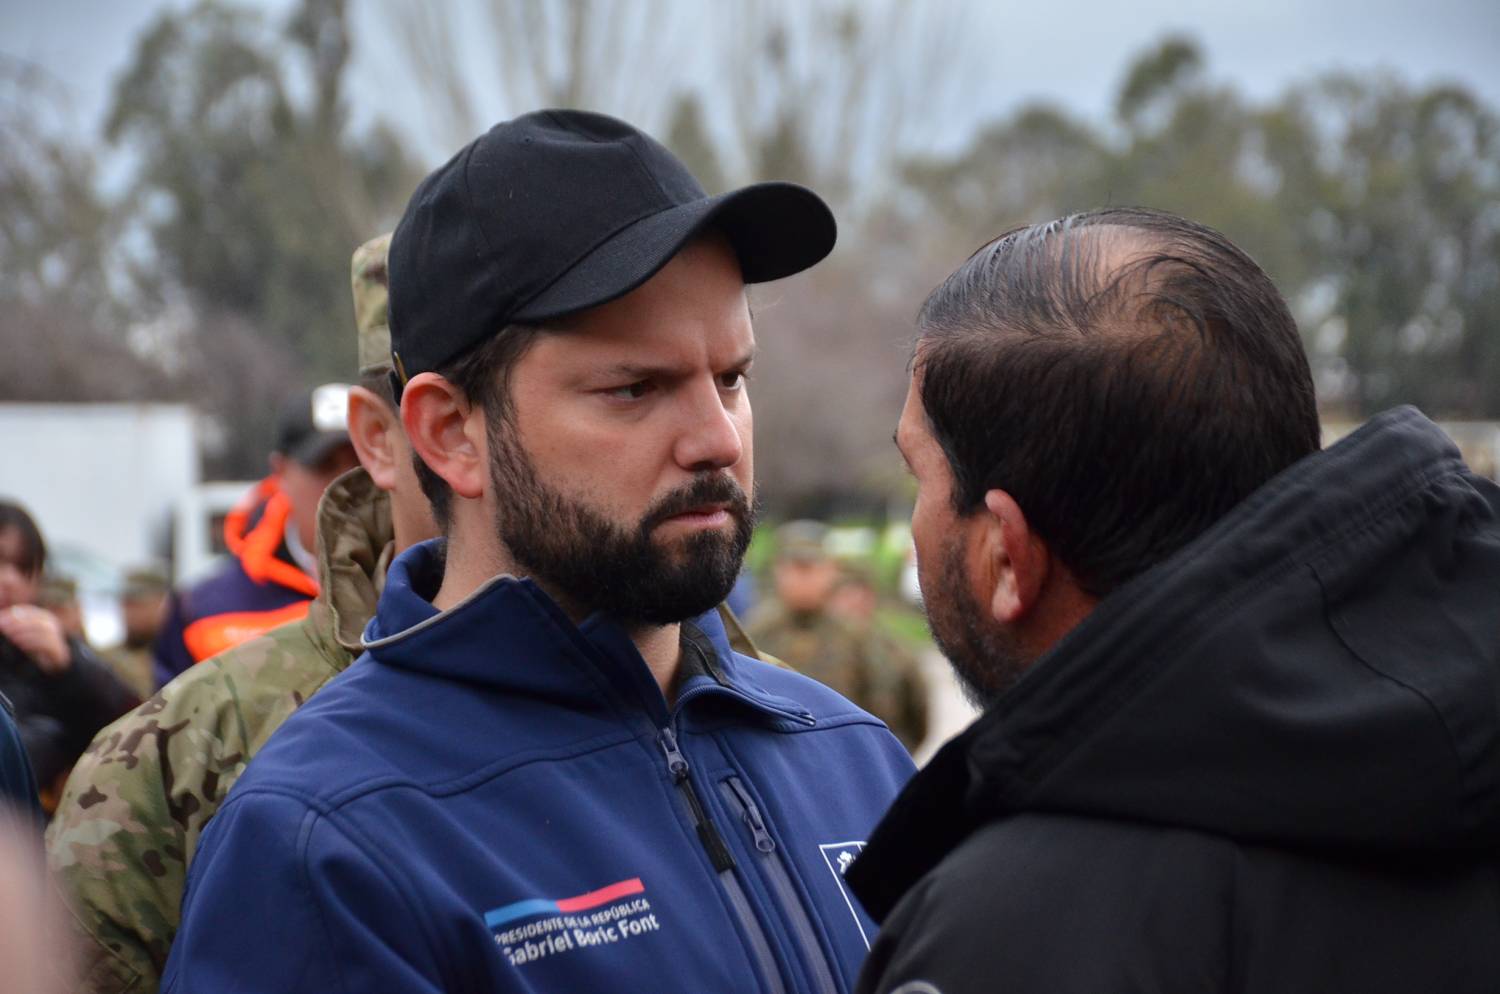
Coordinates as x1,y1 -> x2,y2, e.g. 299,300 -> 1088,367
45,619 -> 332,994
46,693 -> 195,994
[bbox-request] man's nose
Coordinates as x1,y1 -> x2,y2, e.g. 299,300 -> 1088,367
673,379 -> 744,473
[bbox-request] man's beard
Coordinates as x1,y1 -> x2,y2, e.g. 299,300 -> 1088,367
923,533 -> 1031,710
488,418 -> 755,627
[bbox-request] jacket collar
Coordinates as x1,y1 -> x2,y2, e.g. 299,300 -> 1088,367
363,539 -> 812,726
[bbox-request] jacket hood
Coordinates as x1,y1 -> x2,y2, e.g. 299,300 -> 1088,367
852,407 -> 1500,919
312,468 -> 394,654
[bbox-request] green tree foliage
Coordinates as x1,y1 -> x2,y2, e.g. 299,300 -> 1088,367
1279,77 -> 1500,415
0,57 -> 173,401
7,13 -> 1499,502
1115,35 -> 1204,129
102,0 -> 419,473
901,38 -> 1500,422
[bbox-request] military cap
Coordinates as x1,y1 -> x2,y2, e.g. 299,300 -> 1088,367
35,574 -> 78,607
121,567 -> 170,600
351,233 -> 394,375
775,520 -> 831,563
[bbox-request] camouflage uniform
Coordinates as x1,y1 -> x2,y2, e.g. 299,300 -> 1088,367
747,603 -> 928,752
103,570 -> 171,700
46,468 -> 394,993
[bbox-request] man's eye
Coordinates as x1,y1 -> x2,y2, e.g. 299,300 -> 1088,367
719,372 -> 746,391
607,381 -> 653,400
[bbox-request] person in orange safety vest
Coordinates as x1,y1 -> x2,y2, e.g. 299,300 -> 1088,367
152,387 -> 359,689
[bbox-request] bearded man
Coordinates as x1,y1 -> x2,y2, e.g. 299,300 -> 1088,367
163,110 -> 914,994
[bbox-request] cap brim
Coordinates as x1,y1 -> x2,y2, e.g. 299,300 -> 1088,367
512,182 -> 836,324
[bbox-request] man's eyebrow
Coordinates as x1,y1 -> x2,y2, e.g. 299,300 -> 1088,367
596,347 -> 758,381
598,361 -> 678,381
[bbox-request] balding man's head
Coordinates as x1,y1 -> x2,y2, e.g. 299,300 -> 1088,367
913,207 -> 1319,595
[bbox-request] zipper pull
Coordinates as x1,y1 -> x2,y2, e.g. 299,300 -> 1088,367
658,728 -> 737,873
727,777 -> 776,853
658,727 -> 690,780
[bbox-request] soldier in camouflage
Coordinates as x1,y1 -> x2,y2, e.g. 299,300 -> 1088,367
747,521 -> 929,751
44,234 -> 409,994
45,235 -> 772,994
101,569 -> 170,701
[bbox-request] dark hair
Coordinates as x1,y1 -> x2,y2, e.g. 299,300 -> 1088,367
411,326 -> 543,532
0,499 -> 47,577
915,206 -> 1320,596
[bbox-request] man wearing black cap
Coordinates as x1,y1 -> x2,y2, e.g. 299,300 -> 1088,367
165,111 -> 915,994
152,385 -> 359,687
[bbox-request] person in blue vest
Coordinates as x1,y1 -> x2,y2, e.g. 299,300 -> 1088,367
164,110 -> 915,994
152,388 -> 359,688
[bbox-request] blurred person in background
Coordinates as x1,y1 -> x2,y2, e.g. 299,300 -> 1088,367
48,232 -> 785,994
850,207 -> 1500,993
0,501 -> 137,815
102,568 -> 169,700
36,575 -> 86,642
163,110 -> 911,994
151,386 -> 359,688
828,561 -> 928,752
749,520 -> 926,749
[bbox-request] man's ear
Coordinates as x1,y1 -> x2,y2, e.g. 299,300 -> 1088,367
400,372 -> 486,501
346,386 -> 401,491
978,489 -> 1048,625
267,452 -> 287,478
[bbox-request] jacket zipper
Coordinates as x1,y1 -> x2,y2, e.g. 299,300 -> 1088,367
722,776 -> 841,994
658,728 -> 787,994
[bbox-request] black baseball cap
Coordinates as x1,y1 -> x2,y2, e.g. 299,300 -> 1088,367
275,384 -> 352,468
387,109 -> 837,383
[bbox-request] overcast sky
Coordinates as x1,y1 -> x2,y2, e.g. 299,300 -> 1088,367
4,0 -> 1498,165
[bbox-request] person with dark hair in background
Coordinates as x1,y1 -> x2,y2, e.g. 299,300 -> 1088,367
851,207 -> 1500,993
0,500 -> 137,814
151,388 -> 360,688
165,110 -> 913,994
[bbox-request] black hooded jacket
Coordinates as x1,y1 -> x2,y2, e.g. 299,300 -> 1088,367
849,408 -> 1500,994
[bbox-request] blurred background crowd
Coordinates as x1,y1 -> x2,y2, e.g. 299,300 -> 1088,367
1,0 -> 1497,815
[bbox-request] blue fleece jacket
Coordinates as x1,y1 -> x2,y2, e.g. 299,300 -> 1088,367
163,541 -> 915,993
